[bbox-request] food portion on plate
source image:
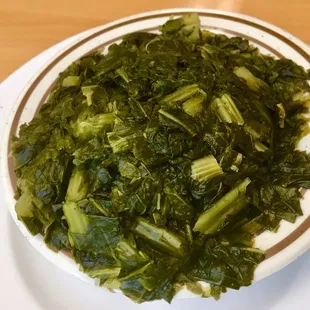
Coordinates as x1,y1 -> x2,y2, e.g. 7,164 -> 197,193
10,13 -> 310,303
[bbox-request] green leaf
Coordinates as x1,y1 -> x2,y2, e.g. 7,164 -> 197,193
191,155 -> 223,182
107,127 -> 143,153
132,217 -> 188,257
182,93 -> 205,117
159,84 -> 205,107
82,85 -> 97,106
62,76 -> 80,87
234,66 -> 268,92
161,13 -> 201,42
66,166 -> 88,202
44,221 -> 71,252
211,94 -> 244,125
118,161 -> 141,179
164,186 -> 194,221
258,184 -> 302,223
70,109 -> 114,140
194,178 -> 251,234
186,239 -> 265,289
158,109 -> 197,136
71,215 -> 121,251
63,201 -> 88,235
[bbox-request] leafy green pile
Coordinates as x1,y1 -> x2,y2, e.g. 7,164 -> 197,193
11,13 -> 310,303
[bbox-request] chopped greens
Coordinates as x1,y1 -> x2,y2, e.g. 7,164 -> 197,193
234,66 -> 268,92
10,13 -> 310,303
191,155 -> 223,182
212,93 -> 245,125
194,178 -> 251,234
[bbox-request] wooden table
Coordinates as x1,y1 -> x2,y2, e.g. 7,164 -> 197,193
1,0 -> 310,82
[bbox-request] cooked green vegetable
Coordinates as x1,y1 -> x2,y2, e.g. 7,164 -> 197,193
182,93 -> 205,116
66,166 -> 88,202
132,216 -> 188,257
10,13 -> 310,303
63,201 -> 88,235
62,76 -> 80,87
234,66 -> 268,92
159,84 -> 205,106
194,178 -> 251,234
191,155 -> 223,182
212,93 -> 245,125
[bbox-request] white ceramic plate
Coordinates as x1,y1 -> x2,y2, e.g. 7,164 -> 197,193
1,8 -> 310,300
2,35 -> 310,310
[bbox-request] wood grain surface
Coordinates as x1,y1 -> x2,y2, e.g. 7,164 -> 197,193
1,0 -> 310,81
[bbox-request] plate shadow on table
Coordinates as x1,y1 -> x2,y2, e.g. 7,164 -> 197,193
7,213 -> 310,310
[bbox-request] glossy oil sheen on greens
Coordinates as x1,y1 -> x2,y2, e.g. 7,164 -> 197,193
10,13 -> 310,303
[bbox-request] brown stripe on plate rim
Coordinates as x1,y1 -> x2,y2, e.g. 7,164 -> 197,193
265,213 -> 310,259
7,10 -> 310,261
